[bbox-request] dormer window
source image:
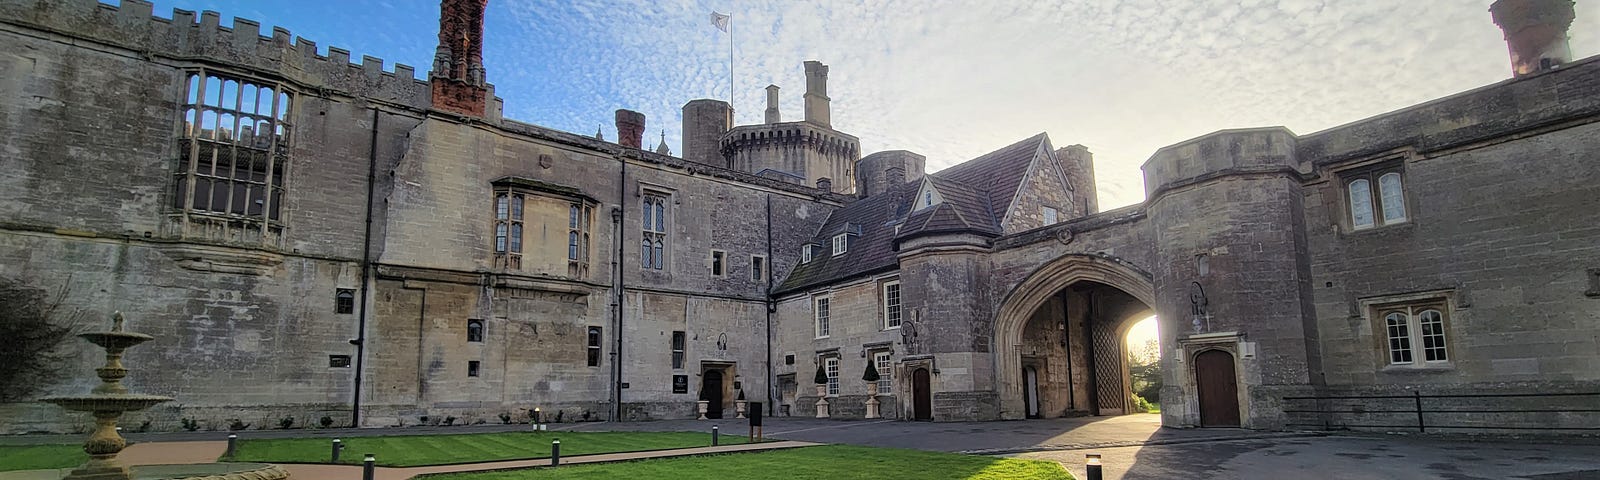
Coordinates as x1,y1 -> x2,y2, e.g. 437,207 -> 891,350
803,244 -> 814,263
832,234 -> 847,256
923,190 -> 933,206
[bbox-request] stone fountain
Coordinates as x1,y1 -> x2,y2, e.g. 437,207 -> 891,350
43,312 -> 174,480
39,313 -> 290,480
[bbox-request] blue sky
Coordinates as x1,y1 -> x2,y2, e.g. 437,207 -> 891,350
124,0 -> 1598,209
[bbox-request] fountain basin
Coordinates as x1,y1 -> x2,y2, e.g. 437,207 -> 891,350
41,395 -> 174,413
77,332 -> 154,351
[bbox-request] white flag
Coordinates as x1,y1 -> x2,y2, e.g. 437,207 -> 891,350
710,11 -> 730,32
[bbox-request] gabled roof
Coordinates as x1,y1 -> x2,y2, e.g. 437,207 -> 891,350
773,133 -> 1052,295
929,132 -> 1049,222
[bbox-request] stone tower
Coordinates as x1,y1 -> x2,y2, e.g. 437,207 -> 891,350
1056,145 -> 1098,216
1490,0 -> 1576,76
718,61 -> 859,193
681,99 -> 733,167
855,150 -> 926,199
430,0 -> 489,116
1143,128 -> 1321,429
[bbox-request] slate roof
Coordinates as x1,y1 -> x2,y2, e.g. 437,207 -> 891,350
774,133 -> 1052,295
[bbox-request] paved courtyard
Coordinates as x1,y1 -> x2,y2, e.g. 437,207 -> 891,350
1015,435 -> 1600,480
9,414 -> 1599,479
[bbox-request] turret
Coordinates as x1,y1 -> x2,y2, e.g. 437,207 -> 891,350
681,99 -> 733,166
1056,145 -> 1098,216
855,150 -> 926,199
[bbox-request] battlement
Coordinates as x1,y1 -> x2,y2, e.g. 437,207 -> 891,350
0,0 -> 433,109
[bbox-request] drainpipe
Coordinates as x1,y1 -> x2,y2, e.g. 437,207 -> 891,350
764,195 -> 775,416
351,108 -> 380,427
609,156 -> 628,422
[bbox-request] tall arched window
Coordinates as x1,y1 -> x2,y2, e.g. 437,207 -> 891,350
1417,309 -> 1447,362
1344,166 -> 1408,230
1349,179 -> 1375,229
1378,172 -> 1406,223
1384,311 -> 1412,364
642,192 -> 669,270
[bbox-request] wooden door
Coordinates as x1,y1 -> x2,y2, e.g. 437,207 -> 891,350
912,368 -> 932,421
702,369 -> 724,419
1194,350 -> 1240,427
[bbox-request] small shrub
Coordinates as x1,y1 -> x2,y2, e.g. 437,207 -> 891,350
472,419 -> 486,425
498,412 -> 512,425
443,416 -> 456,426
419,415 -> 429,425
1130,394 -> 1160,413
277,416 -> 294,429
581,410 -> 592,422
180,418 -> 200,432
813,364 -> 828,385
136,420 -> 152,433
228,419 -> 250,431
320,416 -> 335,428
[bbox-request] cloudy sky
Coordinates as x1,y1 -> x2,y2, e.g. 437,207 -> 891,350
136,0 -> 1596,209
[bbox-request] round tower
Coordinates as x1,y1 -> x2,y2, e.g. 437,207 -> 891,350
855,150 -> 926,199
681,99 -> 733,167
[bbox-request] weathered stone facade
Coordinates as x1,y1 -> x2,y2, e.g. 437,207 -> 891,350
2,0 -> 1595,436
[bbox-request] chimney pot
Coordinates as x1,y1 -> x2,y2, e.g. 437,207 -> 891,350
765,85 -> 781,124
615,109 -> 646,149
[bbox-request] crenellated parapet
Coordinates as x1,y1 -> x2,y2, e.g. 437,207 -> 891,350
0,0 -> 432,109
721,121 -> 860,193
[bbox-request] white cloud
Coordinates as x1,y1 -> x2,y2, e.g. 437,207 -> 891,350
486,0 -> 1598,209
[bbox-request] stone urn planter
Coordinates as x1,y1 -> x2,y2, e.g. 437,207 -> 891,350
696,400 -> 709,420
813,364 -> 831,418
862,359 -> 882,419
735,389 -> 748,419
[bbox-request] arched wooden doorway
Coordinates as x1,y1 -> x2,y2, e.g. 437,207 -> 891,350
912,368 -> 932,421
1194,350 -> 1240,427
702,369 -> 724,419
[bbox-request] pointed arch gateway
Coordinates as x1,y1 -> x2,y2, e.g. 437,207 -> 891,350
994,254 -> 1156,420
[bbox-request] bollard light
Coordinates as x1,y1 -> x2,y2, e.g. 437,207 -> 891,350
225,434 -> 238,458
551,439 -> 561,466
362,454 -> 376,480
1085,453 -> 1102,480
331,438 -> 343,463
712,425 -> 720,446
533,407 -> 542,425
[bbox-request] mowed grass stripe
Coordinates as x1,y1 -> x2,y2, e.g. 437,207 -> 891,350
0,444 -> 87,472
423,445 -> 1071,480
231,431 -> 742,467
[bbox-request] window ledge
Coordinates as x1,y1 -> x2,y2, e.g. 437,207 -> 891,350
1344,220 -> 1414,237
1380,362 -> 1455,373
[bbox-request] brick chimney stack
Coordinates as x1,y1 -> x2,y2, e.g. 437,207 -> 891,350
615,109 -> 646,149
1490,0 -> 1576,77
803,61 -> 830,127
430,0 -> 490,116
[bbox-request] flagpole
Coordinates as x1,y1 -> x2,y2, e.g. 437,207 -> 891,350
729,12 -> 735,113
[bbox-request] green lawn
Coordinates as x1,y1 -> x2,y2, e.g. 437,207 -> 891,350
231,431 -> 748,467
0,444 -> 87,472
424,445 -> 1071,480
